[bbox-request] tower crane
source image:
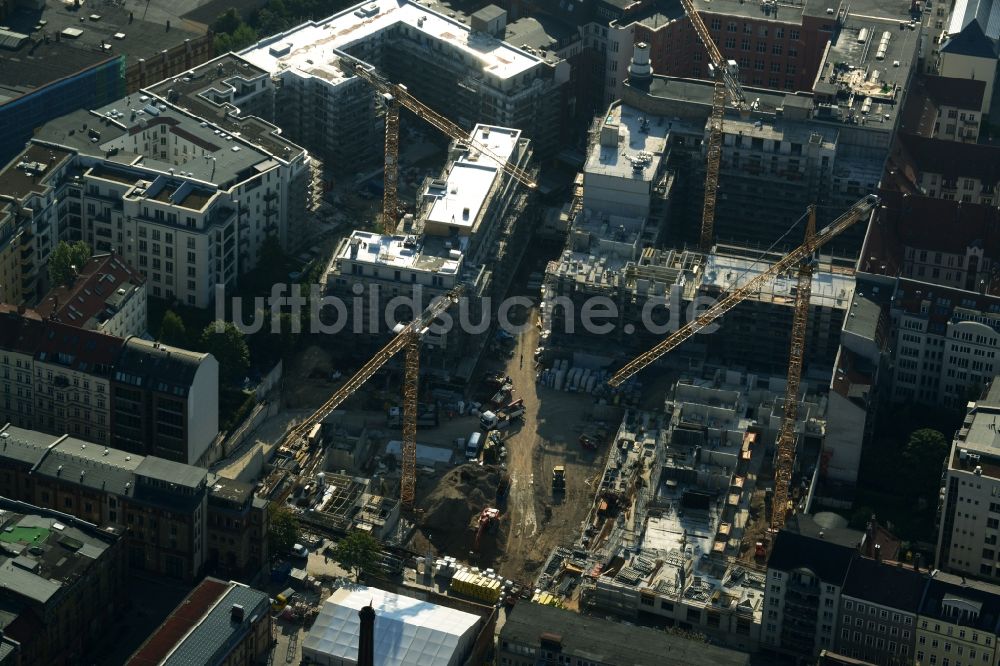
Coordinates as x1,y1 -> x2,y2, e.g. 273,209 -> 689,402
607,194 -> 879,528
350,63 -> 538,232
677,0 -> 750,251
266,285 -> 464,509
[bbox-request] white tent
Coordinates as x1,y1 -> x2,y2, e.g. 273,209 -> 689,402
301,585 -> 481,666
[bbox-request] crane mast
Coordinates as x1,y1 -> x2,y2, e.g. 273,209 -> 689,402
354,61 -> 538,215
267,287 -> 464,508
677,0 -> 749,251
607,195 -> 878,536
771,207 -> 817,532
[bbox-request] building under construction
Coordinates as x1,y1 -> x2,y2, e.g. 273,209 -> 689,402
543,100 -> 859,375
324,124 -> 535,380
294,471 -> 401,540
546,370 -> 829,651
621,2 -> 920,254
239,0 -> 567,171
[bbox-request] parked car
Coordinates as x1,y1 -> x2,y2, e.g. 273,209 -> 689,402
291,543 -> 310,559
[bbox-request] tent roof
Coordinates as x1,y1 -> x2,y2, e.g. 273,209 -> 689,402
302,586 -> 480,666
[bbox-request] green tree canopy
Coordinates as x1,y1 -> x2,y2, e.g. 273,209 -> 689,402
902,428 -> 949,495
48,241 -> 91,287
332,530 -> 380,581
200,321 -> 250,386
268,504 -> 299,555
159,310 -> 188,347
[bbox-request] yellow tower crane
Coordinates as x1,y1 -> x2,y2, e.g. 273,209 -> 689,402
351,62 -> 538,233
268,286 -> 464,510
677,0 -> 750,251
607,195 -> 879,529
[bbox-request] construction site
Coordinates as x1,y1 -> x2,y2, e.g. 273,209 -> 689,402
241,0 -> 891,650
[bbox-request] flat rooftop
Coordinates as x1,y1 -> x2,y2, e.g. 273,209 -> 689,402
702,251 -> 856,310
0,142 -> 75,200
0,0 -> 204,104
425,125 -> 521,231
585,103 -> 669,182
686,0 -> 920,23
816,17 -> 921,128
240,0 -> 544,84
0,504 -> 117,607
502,602 -> 750,666
144,54 -> 304,161
335,230 -> 466,275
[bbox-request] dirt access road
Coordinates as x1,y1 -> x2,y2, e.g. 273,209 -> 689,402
496,306 -> 608,582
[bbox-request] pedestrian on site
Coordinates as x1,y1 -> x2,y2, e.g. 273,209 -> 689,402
519,353 -> 523,368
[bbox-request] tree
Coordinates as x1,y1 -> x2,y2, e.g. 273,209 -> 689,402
268,504 -> 299,555
902,428 -> 948,496
212,8 -> 242,34
331,530 -> 380,581
159,310 -> 187,347
48,241 -> 91,286
200,321 -> 250,386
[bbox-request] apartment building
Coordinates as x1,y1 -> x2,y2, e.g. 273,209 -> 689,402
325,124 -> 534,378
126,578 -> 272,666
907,75 -> 987,143
936,379 -> 1000,582
836,557 -> 924,665
497,602 -> 750,666
112,337 -> 219,465
855,192 -> 1000,407
205,477 -> 269,582
0,424 -> 268,582
35,253 -> 147,339
916,572 -> 1000,666
762,525 -> 858,656
0,308 -> 219,460
33,326 -> 119,446
239,0 -> 568,163
0,497 -> 126,666
0,53 -> 315,309
892,134 -> 1000,207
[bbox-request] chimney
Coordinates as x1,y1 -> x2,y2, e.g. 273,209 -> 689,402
628,42 -> 653,92
358,603 -> 376,666
231,604 -> 245,623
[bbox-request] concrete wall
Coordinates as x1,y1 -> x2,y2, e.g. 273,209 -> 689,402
824,389 -> 865,485
188,354 -> 220,464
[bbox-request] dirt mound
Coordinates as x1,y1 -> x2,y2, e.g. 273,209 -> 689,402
420,465 -> 501,531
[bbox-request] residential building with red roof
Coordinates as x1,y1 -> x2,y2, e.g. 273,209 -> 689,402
35,253 -> 147,339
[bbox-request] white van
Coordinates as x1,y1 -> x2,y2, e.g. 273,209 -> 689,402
465,431 -> 483,461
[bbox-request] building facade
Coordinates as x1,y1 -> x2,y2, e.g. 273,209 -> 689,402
0,424 -> 267,582
325,124 -> 534,379
916,572 -> 1000,666
112,337 -> 219,465
936,380 -> 1000,582
0,309 -> 219,459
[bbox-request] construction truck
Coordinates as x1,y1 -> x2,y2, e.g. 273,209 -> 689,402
480,399 -> 525,430
552,466 -> 566,494
387,403 -> 439,428
473,507 -> 501,551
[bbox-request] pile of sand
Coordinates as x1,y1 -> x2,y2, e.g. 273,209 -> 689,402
421,465 -> 501,531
